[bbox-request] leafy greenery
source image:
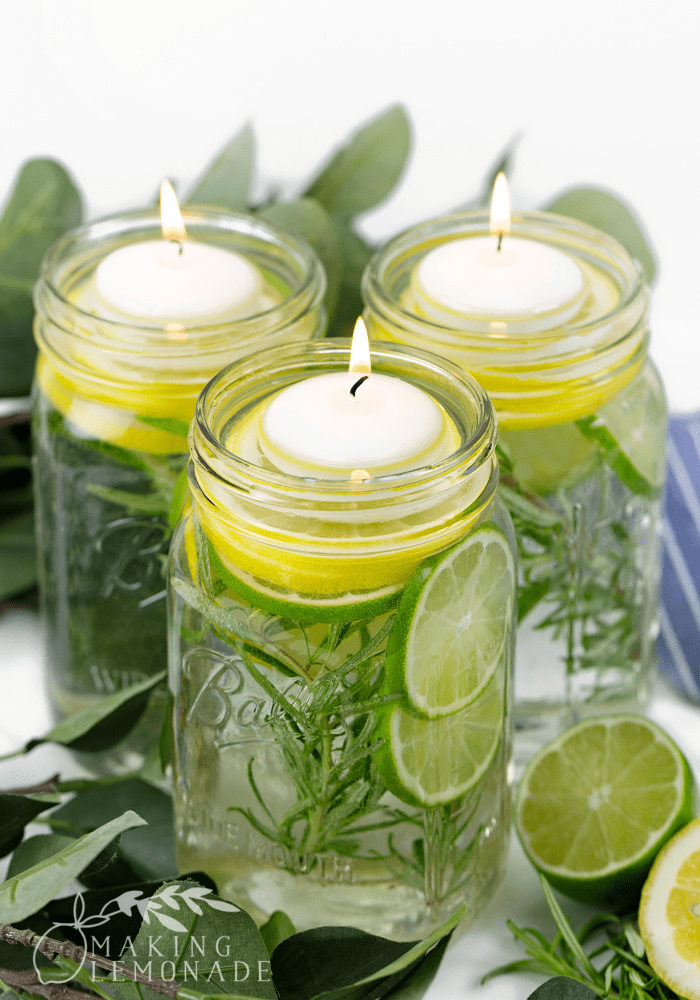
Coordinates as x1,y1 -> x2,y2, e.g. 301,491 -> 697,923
486,875 -> 678,1000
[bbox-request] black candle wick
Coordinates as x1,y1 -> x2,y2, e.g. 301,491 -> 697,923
350,375 -> 369,397
497,231 -> 503,252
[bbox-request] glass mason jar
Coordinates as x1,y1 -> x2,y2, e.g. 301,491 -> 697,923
169,339 -> 516,939
33,209 -> 326,771
363,211 -> 666,760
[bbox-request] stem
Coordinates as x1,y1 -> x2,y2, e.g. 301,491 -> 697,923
304,716 -> 334,857
0,924 -> 180,998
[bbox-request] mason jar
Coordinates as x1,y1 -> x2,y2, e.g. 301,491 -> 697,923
32,209 -> 326,771
363,211 -> 666,760
169,339 -> 516,939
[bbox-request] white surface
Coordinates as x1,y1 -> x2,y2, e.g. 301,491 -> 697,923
0,1 -> 698,410
2,608 -> 700,999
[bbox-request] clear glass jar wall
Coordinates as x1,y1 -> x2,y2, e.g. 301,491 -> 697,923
32,209 -> 326,771
169,340 -> 516,938
362,212 -> 666,760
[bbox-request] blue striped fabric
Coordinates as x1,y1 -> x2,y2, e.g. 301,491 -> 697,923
658,412 -> 700,699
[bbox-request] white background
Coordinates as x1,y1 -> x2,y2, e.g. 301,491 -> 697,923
1,5 -> 700,998
1,0 -> 699,408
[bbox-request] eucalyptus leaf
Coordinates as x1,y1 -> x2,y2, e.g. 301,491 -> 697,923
24,670 -> 166,754
381,934 -> 449,1000
0,159 -> 82,396
0,794 -> 53,860
105,879 -> 275,1000
260,198 -> 340,320
51,778 -> 176,884
327,222 -> 374,338
188,124 -> 255,212
462,133 -> 522,210
0,810 -> 147,924
527,977 -> 598,1000
259,911 -> 296,957
271,903 -> 465,1000
544,187 -> 656,284
0,509 -> 36,601
305,106 -> 411,217
6,834 -> 76,878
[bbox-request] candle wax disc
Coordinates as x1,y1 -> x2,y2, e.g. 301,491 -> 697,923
94,239 -> 264,320
260,372 -> 447,476
415,237 -> 585,319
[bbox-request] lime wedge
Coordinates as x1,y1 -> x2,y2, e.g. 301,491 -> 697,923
384,524 -> 515,718
516,715 -> 695,907
575,365 -> 666,500
640,818 -> 700,1000
208,542 -> 401,625
377,674 -> 504,807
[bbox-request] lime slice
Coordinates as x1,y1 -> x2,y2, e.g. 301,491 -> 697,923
384,524 -> 514,718
640,818 -> 700,1000
516,715 -> 695,907
499,423 -> 598,493
209,542 -> 401,625
575,364 -> 666,500
376,674 -> 504,807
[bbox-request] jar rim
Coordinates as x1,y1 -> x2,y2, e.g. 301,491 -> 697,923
191,338 -> 497,501
34,205 -> 326,348
362,208 -> 647,351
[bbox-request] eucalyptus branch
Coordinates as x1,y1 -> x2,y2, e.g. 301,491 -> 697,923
0,966 -> 95,1000
0,924 -> 181,999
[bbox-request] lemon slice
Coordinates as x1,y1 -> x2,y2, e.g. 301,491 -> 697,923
640,818 -> 700,1000
384,524 -> 515,718
516,715 -> 695,907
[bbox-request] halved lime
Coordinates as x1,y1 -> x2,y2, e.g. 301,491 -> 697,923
209,542 -> 401,625
516,715 -> 695,907
384,524 -> 515,718
575,364 -> 666,500
376,674 -> 504,807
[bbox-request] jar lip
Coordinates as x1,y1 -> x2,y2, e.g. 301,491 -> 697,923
35,205 -> 325,342
192,338 -> 497,497
362,208 -> 647,347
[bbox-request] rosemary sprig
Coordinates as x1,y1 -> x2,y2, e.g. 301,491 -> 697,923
484,874 -> 678,1000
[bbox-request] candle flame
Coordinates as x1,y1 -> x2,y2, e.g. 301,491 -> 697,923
160,179 -> 187,243
490,172 -> 511,238
349,317 -> 371,374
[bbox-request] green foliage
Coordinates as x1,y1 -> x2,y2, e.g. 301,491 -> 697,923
259,911 -> 296,957
0,810 -> 146,923
544,187 -> 657,284
23,671 -> 166,754
305,106 -> 411,217
0,159 -> 82,397
0,510 -> 35,601
486,875 -> 678,1000
0,795 -> 53,859
187,123 -> 255,212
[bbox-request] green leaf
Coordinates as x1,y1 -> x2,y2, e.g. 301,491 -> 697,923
271,903 -> 465,1000
544,187 -> 656,284
469,134 -> 523,209
527,978 -> 598,1000
327,222 -> 374,338
107,879 -> 276,1000
6,834 -> 76,877
0,509 -> 36,601
305,105 -> 411,216
381,934 -> 449,1000
0,794 -> 53,859
0,810 -> 147,924
169,465 -> 191,531
24,670 -> 166,754
137,415 -> 191,438
260,198 -> 341,320
50,778 -> 176,883
188,124 -> 255,212
260,911 -> 296,957
0,158 -> 82,396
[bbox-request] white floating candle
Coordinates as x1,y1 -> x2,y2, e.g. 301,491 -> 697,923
414,173 -> 586,326
93,180 -> 264,321
260,319 -> 447,478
